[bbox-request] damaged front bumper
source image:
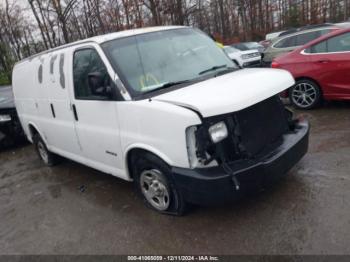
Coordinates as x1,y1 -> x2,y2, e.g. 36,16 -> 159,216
171,120 -> 309,205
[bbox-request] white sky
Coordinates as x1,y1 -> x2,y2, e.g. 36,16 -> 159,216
1,0 -> 38,29
0,0 -> 32,15
0,0 -> 29,8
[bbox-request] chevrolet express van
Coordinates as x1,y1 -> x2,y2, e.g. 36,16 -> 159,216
12,26 -> 309,215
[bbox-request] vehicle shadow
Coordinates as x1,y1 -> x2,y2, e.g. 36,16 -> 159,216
322,100 -> 350,109
0,138 -> 29,153
288,99 -> 350,111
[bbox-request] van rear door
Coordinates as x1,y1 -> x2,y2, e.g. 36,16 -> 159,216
70,45 -> 125,178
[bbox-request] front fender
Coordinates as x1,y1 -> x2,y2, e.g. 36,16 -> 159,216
118,100 -> 202,179
124,143 -> 174,180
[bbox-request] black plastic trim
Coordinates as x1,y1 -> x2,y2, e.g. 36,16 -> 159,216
50,103 -> 56,118
171,120 -> 310,206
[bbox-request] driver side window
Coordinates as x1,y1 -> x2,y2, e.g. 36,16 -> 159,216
73,48 -> 111,100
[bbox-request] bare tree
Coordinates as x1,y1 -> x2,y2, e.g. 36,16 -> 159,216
1,0 -> 349,84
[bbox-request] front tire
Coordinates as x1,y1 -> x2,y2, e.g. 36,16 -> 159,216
33,134 -> 59,166
132,152 -> 187,215
289,79 -> 322,109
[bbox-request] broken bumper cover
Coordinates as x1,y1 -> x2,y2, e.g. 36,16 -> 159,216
171,120 -> 309,205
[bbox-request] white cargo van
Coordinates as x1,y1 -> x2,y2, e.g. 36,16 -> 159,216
13,26 -> 309,215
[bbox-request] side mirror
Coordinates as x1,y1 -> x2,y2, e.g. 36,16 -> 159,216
87,71 -> 112,98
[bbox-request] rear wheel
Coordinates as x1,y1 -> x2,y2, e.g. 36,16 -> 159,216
33,134 -> 59,166
132,152 -> 187,215
289,79 -> 322,109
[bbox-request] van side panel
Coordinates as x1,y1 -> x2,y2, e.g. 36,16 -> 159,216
35,55 -> 54,144
12,59 -> 42,142
13,50 -> 83,161
118,100 -> 201,173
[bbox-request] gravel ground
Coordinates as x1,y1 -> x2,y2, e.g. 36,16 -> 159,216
0,102 -> 350,255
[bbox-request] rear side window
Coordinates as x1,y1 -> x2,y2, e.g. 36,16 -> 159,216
320,29 -> 333,36
327,32 -> 350,52
307,32 -> 350,53
276,29 -> 333,49
274,36 -> 296,48
296,29 -> 332,46
73,48 -> 110,100
310,41 -> 327,53
296,31 -> 320,46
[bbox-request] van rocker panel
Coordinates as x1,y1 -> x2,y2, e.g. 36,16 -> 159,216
171,120 -> 309,205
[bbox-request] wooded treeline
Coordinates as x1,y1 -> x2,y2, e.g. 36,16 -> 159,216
0,0 -> 349,84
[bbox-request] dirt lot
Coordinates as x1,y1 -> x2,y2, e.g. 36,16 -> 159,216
1,102 -> 350,255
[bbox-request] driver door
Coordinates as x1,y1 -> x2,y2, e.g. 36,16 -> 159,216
71,45 -> 125,178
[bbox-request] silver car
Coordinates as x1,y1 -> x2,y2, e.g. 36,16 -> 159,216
262,27 -> 337,65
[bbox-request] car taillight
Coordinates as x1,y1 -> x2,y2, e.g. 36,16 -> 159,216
271,61 -> 280,68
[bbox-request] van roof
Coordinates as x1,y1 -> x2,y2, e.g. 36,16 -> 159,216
16,26 -> 187,65
84,25 -> 186,44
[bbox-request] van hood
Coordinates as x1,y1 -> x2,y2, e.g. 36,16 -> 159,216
153,68 -> 294,117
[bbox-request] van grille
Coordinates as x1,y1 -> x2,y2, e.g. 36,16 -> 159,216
196,95 -> 290,164
233,95 -> 289,157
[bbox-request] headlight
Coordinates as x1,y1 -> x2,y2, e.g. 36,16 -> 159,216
241,53 -> 259,60
0,114 -> 11,123
186,125 -> 218,168
208,121 -> 228,143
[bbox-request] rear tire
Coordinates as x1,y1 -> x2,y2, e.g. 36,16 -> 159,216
33,134 -> 60,166
132,152 -> 187,216
289,79 -> 322,109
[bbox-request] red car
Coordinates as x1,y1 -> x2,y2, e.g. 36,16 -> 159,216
272,27 -> 350,109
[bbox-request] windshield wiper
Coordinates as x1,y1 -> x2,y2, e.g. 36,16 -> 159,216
157,79 -> 193,89
198,64 -> 229,75
214,67 -> 237,77
142,79 -> 193,94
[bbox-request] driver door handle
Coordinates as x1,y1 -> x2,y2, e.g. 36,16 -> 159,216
72,104 -> 79,121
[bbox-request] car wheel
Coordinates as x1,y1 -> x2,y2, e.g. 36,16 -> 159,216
132,152 -> 187,215
289,79 -> 322,109
33,134 -> 59,166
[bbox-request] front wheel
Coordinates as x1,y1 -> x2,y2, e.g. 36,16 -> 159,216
132,152 -> 187,215
289,79 -> 322,109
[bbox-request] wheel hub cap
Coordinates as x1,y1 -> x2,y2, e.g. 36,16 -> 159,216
140,169 -> 170,211
38,142 -> 48,163
292,83 -> 317,108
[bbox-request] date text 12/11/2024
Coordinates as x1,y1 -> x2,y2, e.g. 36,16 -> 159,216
127,256 -> 219,261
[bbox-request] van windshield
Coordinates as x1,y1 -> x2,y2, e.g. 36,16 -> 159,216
101,28 -> 236,96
